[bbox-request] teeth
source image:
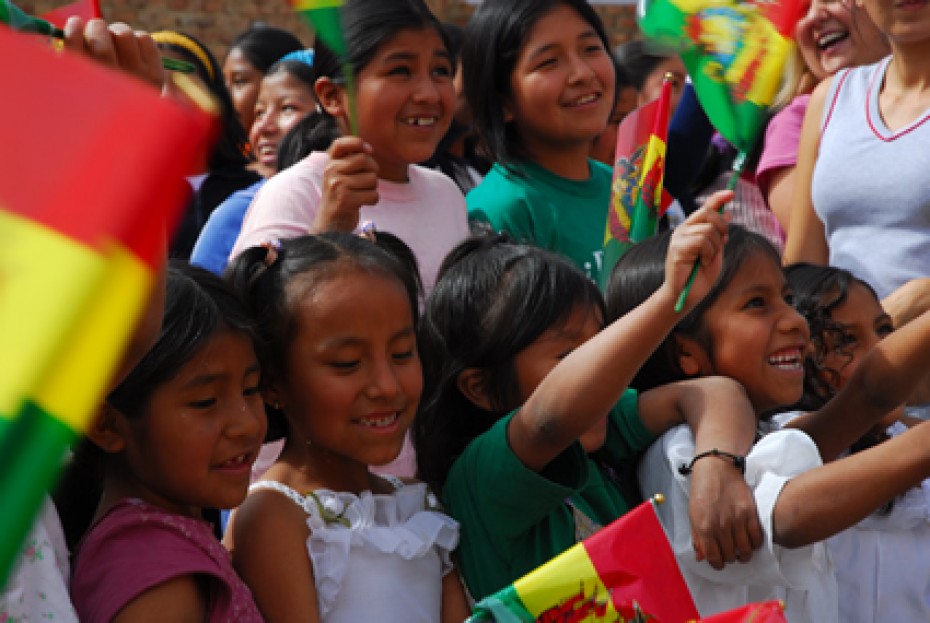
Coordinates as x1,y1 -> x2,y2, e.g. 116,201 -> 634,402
818,32 -> 847,49
572,94 -> 598,106
768,351 -> 802,368
405,117 -> 436,127
359,413 -> 398,427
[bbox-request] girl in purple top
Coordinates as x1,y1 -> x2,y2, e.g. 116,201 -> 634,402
62,264 -> 267,622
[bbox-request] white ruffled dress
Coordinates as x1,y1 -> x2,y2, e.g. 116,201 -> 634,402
248,479 -> 459,622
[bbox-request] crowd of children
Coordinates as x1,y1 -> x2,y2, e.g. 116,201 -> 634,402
4,0 -> 930,620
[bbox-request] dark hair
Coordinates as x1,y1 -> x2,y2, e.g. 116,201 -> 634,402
415,232 -> 604,494
55,262 -> 258,550
306,0 -> 449,150
225,232 -> 422,437
228,26 -> 305,74
784,262 -> 894,512
461,0 -> 611,170
614,40 -> 674,91
276,111 -> 342,171
266,58 -> 317,91
154,31 -> 251,171
606,225 -> 782,392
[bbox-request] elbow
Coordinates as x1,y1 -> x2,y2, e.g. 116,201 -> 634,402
771,499 -> 816,549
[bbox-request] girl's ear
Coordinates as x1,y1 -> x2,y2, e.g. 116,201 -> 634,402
501,96 -> 515,124
673,334 -> 712,377
314,77 -> 348,121
85,404 -> 127,454
456,368 -> 494,412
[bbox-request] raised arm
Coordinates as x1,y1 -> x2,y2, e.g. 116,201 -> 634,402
508,192 -> 732,471
782,80 -> 831,266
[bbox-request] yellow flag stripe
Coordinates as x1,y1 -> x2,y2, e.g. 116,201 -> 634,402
0,210 -> 107,419
514,542 -> 622,620
292,0 -> 343,10
32,244 -> 152,433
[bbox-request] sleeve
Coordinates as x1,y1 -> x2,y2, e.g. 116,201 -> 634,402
602,388 -> 656,462
72,516 -> 229,622
654,428 -> 828,589
191,185 -> 259,276
755,96 -> 810,194
444,411 -> 588,543
467,182 -> 538,247
230,163 -> 321,260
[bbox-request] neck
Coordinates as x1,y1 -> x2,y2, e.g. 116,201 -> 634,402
279,437 -> 374,494
523,141 -> 593,181
886,44 -> 930,88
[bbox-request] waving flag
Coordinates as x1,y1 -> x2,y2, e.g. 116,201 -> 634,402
600,75 -> 674,290
292,0 -> 345,55
0,28 -> 213,587
41,0 -> 102,28
697,601 -> 787,622
467,497 -> 700,623
638,0 -> 804,153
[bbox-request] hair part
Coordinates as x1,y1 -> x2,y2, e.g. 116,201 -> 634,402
228,25 -> 305,74
415,231 -> 604,494
461,0 -> 611,169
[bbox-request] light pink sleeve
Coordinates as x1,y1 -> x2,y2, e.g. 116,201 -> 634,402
229,155 -> 325,260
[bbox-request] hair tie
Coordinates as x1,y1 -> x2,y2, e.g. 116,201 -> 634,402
260,239 -> 282,267
359,221 -> 377,242
280,48 -> 315,68
152,31 -> 215,81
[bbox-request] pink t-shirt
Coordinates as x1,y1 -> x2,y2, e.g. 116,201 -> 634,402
756,95 -> 811,196
71,499 -> 262,623
230,151 -> 469,297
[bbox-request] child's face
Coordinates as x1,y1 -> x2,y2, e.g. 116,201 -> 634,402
818,281 -> 893,391
513,303 -> 607,452
638,56 -> 688,113
277,269 -> 422,469
353,27 -> 455,182
120,330 -> 266,515
689,251 -> 810,414
249,71 -> 316,176
224,47 -> 263,133
505,4 -> 616,159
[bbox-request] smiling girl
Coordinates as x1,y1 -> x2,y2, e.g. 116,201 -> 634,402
463,0 -> 618,284
231,0 -> 468,300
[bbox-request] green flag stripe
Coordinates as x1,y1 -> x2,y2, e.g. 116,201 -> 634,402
468,586 -> 535,622
0,0 -> 57,35
0,399 -> 78,590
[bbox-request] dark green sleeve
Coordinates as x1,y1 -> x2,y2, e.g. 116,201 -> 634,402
603,388 -> 656,462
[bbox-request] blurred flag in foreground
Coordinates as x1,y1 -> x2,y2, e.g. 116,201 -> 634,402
0,27 -> 213,587
638,0 -> 804,153
600,75 -> 674,290
467,497 -> 700,622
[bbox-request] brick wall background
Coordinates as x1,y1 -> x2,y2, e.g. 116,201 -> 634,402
21,0 -> 640,61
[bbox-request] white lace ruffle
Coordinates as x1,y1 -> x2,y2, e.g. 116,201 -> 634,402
256,482 -> 458,618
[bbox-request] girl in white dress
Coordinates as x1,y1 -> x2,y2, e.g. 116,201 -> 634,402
224,232 -> 468,622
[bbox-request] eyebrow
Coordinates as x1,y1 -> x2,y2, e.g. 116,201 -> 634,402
381,49 -> 451,64
179,362 -> 261,391
319,327 -> 416,350
524,29 -> 600,62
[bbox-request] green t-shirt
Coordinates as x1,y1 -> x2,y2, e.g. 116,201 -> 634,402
466,159 -> 612,284
442,388 -> 654,602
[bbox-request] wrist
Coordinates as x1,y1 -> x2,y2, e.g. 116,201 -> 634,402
679,448 -> 746,476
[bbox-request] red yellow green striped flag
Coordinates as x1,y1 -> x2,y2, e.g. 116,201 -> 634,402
467,497 -> 700,623
0,28 -> 213,587
600,75 -> 674,290
637,0 -> 804,153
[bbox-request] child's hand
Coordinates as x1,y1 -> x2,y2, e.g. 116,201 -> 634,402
63,17 -> 164,89
663,190 -> 732,313
313,137 -> 380,233
688,457 -> 762,569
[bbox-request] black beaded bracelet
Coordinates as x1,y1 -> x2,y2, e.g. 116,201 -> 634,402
678,448 -> 746,476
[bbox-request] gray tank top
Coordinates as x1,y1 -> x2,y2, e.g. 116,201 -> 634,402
811,57 -> 930,299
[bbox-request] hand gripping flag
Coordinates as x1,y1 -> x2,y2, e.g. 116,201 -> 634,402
600,75 -> 674,290
0,28 -> 213,587
637,0 -> 804,154
467,497 -> 700,623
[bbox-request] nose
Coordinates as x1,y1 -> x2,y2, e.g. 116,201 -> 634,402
567,52 -> 597,84
365,357 -> 402,401
779,304 -> 811,341
411,71 -> 445,105
253,111 -> 278,138
227,393 -> 267,441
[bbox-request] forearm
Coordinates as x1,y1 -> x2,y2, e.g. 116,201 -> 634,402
774,421 -> 930,547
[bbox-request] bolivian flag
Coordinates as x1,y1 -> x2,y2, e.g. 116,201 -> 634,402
638,0 -> 804,153
467,498 -> 700,623
0,28 -> 213,586
600,75 -> 674,291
